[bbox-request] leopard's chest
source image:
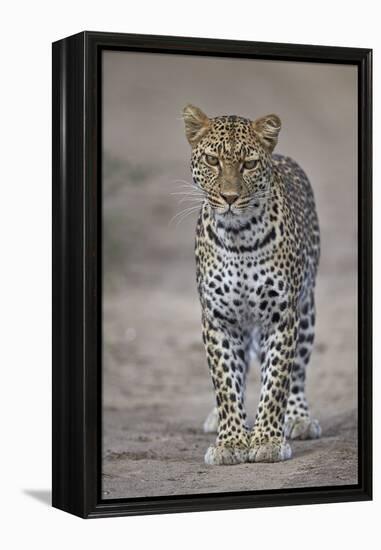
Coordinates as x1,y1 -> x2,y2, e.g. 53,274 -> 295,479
199,252 -> 288,329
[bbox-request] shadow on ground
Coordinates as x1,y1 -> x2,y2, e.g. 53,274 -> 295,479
23,490 -> 51,506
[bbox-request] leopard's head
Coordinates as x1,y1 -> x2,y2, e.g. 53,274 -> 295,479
182,104 -> 281,221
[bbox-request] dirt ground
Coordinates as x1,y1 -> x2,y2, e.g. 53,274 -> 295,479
101,53 -> 358,499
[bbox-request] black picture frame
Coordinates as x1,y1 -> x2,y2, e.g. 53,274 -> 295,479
52,31 -> 372,519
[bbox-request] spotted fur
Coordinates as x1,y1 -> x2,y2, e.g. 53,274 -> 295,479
182,105 -> 322,465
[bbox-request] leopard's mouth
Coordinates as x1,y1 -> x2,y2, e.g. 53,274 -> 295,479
212,204 -> 238,216
213,204 -> 251,223
213,207 -> 254,229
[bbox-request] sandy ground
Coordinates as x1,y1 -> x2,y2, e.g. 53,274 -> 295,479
102,164 -> 357,499
101,53 -> 358,499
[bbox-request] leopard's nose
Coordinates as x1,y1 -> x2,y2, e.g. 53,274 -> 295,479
220,191 -> 239,205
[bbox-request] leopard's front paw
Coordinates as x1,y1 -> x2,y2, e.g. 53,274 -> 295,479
204,443 -> 249,465
284,417 -> 322,440
249,435 -> 292,463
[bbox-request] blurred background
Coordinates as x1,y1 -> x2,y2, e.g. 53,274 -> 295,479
102,51 -> 358,498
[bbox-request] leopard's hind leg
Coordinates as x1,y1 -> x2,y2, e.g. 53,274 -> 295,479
285,291 -> 321,440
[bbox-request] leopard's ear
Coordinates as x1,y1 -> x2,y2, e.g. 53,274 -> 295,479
182,104 -> 211,146
252,114 -> 281,153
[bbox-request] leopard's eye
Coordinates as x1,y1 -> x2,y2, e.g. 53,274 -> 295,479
205,154 -> 219,167
243,159 -> 258,170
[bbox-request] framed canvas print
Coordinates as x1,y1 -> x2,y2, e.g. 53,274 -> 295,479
52,32 -> 372,518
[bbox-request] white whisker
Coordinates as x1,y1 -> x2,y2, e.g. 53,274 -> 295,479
169,204 -> 202,227
170,191 -> 206,197
172,208 -> 201,227
248,191 -> 273,204
170,179 -> 204,193
179,197 -> 205,205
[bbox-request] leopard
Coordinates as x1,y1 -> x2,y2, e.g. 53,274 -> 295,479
182,104 -> 322,466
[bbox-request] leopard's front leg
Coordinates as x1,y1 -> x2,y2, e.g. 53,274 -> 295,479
249,315 -> 298,463
202,316 -> 250,466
